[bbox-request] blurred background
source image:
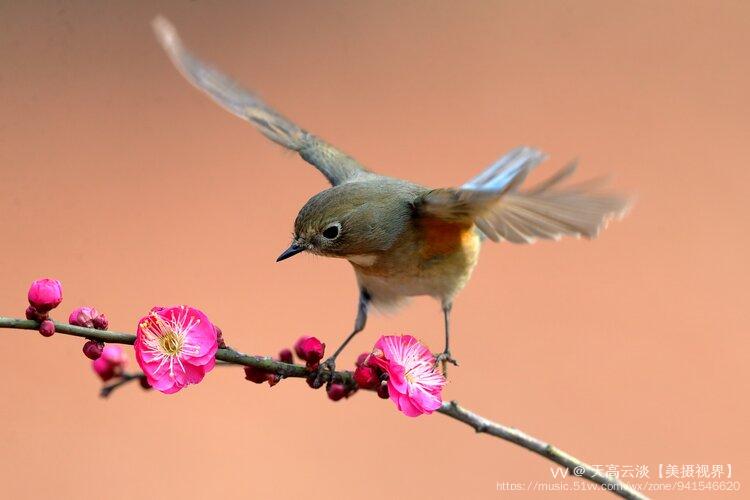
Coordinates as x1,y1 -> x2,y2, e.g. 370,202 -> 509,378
1,1 -> 748,498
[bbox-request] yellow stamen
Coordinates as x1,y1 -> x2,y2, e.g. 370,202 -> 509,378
158,331 -> 182,356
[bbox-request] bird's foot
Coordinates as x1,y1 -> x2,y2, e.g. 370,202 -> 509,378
312,357 -> 337,388
434,350 -> 459,376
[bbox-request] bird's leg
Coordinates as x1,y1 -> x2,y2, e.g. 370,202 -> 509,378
434,302 -> 459,376
315,289 -> 370,387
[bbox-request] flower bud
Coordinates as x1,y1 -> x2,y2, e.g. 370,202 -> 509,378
244,365 -> 270,384
82,340 -> 104,360
353,365 -> 380,389
92,313 -> 108,330
92,345 -> 127,381
25,306 -> 47,322
93,358 -> 115,381
27,279 -> 63,313
38,319 -> 55,337
377,382 -> 389,399
306,372 -> 325,389
214,325 -> 226,349
278,348 -> 293,364
267,374 -> 281,387
294,336 -> 310,359
327,383 -> 347,401
355,352 -> 370,368
69,306 -> 98,328
295,336 -> 325,366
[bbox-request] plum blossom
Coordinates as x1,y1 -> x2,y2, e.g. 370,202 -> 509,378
69,307 -> 100,328
134,305 -> 217,394
92,345 -> 127,381
368,335 -> 446,417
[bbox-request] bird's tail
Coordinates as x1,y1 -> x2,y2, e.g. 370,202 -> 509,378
475,166 -> 631,243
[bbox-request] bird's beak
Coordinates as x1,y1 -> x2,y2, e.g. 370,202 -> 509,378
276,243 -> 305,262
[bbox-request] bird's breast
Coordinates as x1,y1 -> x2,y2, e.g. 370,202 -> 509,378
351,218 -> 482,305
417,218 -> 477,260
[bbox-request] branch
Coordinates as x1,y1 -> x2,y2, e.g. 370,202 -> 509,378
0,316 -> 646,499
437,401 -> 645,498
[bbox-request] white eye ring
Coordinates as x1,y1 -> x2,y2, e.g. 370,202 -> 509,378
322,222 -> 342,240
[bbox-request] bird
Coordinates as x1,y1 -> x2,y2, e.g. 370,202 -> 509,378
152,17 -> 630,377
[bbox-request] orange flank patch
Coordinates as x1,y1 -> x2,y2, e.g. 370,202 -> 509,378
418,218 -> 475,259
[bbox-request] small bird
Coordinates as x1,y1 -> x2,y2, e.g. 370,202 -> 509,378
153,17 -> 629,376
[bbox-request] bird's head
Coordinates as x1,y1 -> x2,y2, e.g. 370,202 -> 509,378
276,183 -> 412,262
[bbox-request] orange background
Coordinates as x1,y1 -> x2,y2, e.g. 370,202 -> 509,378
1,1 -> 748,499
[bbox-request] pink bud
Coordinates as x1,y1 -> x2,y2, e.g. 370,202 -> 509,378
267,374 -> 281,387
353,365 -> 380,389
355,352 -> 370,368
214,325 -> 226,348
100,344 -> 126,365
92,345 -> 127,381
69,306 -> 98,328
82,340 -> 104,360
377,382 -> 389,399
27,279 -> 63,313
295,336 -> 325,366
38,320 -> 55,337
25,306 -> 47,322
92,313 -> 108,330
327,383 -> 347,401
244,365 -> 270,384
93,358 -> 115,381
293,336 -> 310,359
278,348 -> 293,364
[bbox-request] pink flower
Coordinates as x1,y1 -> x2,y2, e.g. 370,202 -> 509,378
92,345 -> 127,381
368,335 -> 446,417
27,278 -> 63,313
69,306 -> 99,328
134,305 -> 218,394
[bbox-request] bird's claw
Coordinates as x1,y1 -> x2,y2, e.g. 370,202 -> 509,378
434,350 -> 459,376
313,358 -> 337,388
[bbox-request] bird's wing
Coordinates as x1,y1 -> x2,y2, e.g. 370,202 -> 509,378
415,147 -> 630,243
152,16 -> 370,186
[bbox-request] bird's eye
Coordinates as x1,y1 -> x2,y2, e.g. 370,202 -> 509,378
322,223 -> 340,240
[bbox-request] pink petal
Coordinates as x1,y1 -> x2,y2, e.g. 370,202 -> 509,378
411,387 -> 442,413
396,393 -> 424,417
387,362 -> 408,393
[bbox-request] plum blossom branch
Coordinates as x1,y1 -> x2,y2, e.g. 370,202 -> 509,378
0,316 -> 646,499
438,401 -> 646,499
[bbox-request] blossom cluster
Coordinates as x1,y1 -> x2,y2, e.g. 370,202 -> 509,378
243,333 -> 445,416
23,278 -> 446,416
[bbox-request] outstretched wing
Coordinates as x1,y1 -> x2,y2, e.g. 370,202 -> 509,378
416,147 -> 630,243
152,16 -> 370,186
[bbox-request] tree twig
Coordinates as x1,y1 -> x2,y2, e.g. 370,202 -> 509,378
0,316 -> 646,499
